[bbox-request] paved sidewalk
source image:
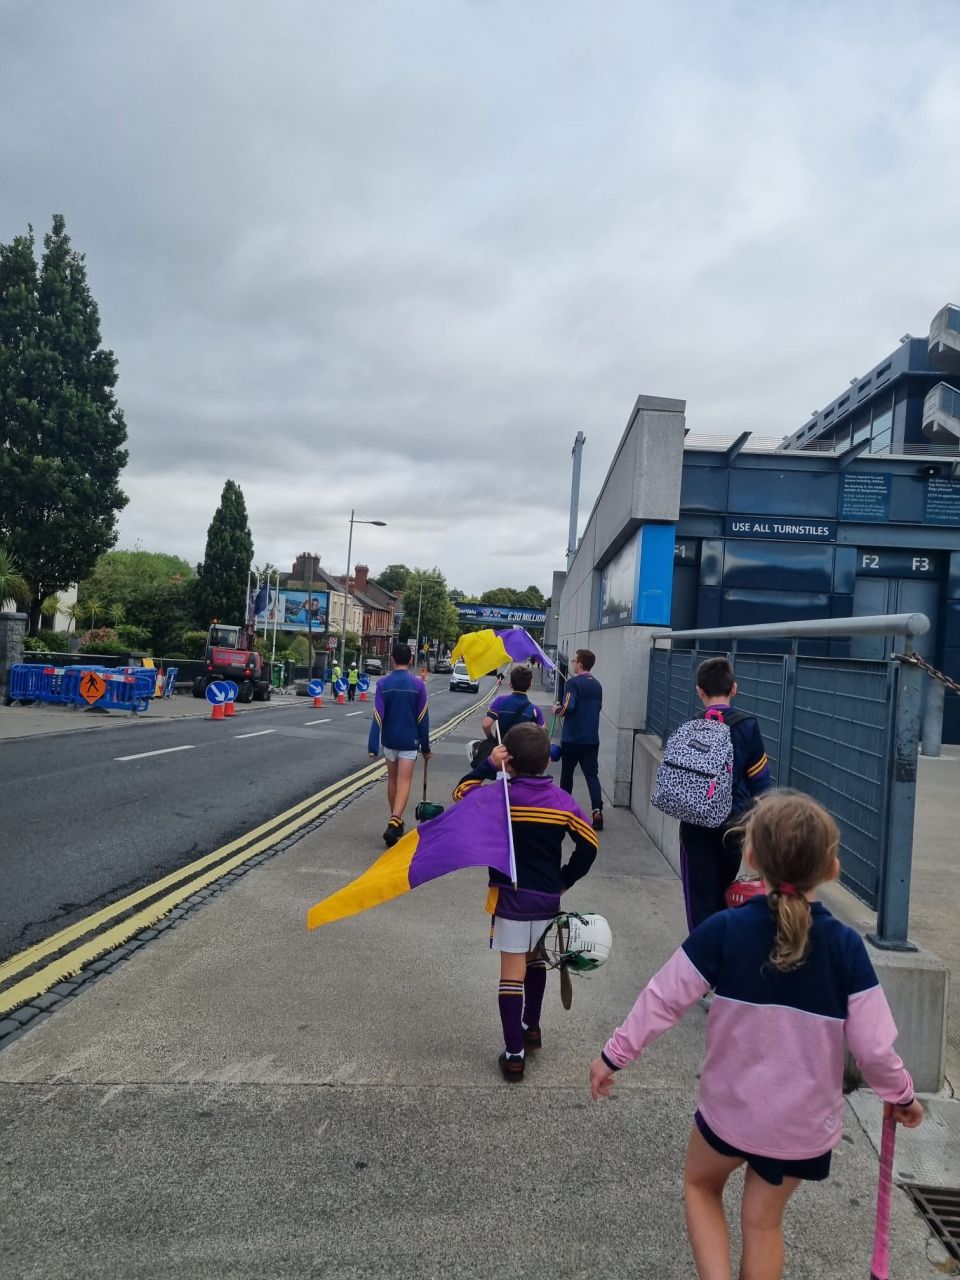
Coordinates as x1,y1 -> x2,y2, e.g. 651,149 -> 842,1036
0,706 -> 938,1278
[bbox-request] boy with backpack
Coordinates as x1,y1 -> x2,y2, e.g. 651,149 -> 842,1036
469,666 -> 544,773
653,657 -> 770,930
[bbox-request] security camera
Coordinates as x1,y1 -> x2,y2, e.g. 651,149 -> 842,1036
920,464 -> 943,478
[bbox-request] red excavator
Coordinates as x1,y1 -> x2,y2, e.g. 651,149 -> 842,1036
191,621 -> 272,703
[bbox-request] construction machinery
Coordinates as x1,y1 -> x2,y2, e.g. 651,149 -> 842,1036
191,622 -> 272,703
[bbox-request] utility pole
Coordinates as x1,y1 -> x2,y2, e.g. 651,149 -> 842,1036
306,558 -> 314,679
566,431 -> 586,569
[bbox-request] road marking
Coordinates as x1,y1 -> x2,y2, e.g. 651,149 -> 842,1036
0,689 -> 495,1015
115,745 -> 196,762
346,711 -> 364,717
234,730 -> 276,739
304,718 -> 331,726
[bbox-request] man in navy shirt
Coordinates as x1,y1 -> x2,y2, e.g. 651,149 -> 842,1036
369,642 -> 431,846
554,648 -> 604,830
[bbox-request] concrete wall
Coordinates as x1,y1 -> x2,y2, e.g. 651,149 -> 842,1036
556,395 -> 686,807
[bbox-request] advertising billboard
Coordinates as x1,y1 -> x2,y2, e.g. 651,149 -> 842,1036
256,590 -> 329,632
455,604 -> 546,626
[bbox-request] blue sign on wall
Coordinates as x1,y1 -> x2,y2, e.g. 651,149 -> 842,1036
598,525 -> 675,628
725,516 -> 837,542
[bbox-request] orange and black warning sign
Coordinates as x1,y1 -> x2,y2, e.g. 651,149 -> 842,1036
79,671 -> 107,704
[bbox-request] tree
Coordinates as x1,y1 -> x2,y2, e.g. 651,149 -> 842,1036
0,215 -> 128,632
405,568 -> 452,649
195,480 -> 254,626
80,549 -> 193,610
373,564 -> 410,594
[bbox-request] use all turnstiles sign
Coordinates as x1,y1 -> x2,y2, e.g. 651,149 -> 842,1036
79,671 -> 107,704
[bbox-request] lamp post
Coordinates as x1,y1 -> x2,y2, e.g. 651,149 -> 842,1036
340,509 -> 386,671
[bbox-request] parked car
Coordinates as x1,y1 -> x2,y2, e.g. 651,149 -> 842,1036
435,657 -> 452,674
449,661 -> 479,694
363,657 -> 383,675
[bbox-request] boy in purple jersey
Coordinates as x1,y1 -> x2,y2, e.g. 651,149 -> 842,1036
458,723 -> 598,1083
368,642 -> 431,847
590,792 -> 922,1280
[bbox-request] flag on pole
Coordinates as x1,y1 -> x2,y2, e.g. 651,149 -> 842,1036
451,626 -> 555,680
307,782 -> 516,930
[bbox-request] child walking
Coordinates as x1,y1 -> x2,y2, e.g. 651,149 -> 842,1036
468,723 -> 598,1083
590,791 -> 923,1280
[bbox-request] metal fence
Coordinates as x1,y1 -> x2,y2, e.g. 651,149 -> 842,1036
645,614 -> 929,948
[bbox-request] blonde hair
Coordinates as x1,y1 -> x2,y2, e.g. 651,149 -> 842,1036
741,791 -> 839,971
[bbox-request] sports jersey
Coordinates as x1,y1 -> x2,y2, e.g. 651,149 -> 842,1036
454,773 -> 598,920
368,668 -> 430,755
487,692 -> 544,730
601,898 -> 913,1160
702,703 -> 770,814
560,673 -> 602,745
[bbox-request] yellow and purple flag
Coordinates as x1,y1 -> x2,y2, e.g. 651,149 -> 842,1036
307,782 -> 516,930
451,627 -> 556,681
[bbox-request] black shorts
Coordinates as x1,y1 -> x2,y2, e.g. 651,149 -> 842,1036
694,1111 -> 832,1186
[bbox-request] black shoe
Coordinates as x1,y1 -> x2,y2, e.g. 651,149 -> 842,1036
592,810 -> 604,831
498,1051 -> 525,1082
382,817 -> 404,847
523,1026 -> 542,1051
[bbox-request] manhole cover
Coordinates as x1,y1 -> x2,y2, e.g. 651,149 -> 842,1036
904,1185 -> 960,1262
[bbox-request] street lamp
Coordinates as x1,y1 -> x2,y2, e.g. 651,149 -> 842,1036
340,509 -> 386,670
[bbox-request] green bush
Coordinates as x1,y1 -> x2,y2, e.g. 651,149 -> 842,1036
23,635 -> 47,652
179,630 -> 210,659
114,624 -> 151,651
78,627 -> 128,656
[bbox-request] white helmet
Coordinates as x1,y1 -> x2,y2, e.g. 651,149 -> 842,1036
539,912 -> 612,973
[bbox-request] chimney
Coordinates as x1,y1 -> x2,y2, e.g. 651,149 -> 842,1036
292,552 -> 321,584
354,564 -> 369,593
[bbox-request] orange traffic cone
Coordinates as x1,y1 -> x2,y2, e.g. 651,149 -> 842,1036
211,702 -> 225,720
312,694 -> 324,708
337,692 -> 346,704
224,701 -> 236,717
359,690 -> 368,701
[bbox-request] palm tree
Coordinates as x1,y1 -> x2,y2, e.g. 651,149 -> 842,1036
40,594 -> 63,625
0,549 -> 32,610
85,595 -> 104,629
109,601 -> 126,627
66,601 -> 88,631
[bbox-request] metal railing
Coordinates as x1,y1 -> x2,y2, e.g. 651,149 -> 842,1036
646,614 -> 929,949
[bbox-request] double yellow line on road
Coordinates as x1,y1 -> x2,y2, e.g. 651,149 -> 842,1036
0,692 -> 490,1018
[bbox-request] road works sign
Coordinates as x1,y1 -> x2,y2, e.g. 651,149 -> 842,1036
205,680 -> 231,704
79,671 -> 107,704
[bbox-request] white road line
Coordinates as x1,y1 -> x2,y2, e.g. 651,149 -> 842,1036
234,730 -> 276,739
115,745 -> 196,762
346,711 -> 364,717
304,718 -> 332,725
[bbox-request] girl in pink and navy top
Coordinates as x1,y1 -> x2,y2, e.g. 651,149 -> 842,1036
589,791 -> 924,1280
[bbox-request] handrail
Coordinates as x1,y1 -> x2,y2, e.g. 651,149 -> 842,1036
650,613 -> 930,645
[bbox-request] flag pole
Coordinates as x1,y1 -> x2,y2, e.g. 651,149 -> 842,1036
493,719 -> 517,887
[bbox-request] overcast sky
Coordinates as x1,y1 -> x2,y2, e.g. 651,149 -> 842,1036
2,1 -> 958,595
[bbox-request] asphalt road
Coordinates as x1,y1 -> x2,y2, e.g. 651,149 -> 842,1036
0,676 -> 493,963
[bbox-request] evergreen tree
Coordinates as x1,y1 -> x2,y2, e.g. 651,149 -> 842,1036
0,215 -> 128,632
195,479 -> 254,625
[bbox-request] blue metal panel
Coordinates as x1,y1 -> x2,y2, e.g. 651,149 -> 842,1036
635,524 -> 675,625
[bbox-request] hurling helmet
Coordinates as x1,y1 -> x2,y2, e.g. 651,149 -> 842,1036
539,912 -> 612,973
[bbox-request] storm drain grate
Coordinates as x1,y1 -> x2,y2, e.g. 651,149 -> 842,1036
904,1184 -> 960,1262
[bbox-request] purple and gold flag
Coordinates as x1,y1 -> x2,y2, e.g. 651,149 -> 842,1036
307,782 -> 516,930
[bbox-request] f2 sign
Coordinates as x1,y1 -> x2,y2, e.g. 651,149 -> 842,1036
856,549 -> 939,577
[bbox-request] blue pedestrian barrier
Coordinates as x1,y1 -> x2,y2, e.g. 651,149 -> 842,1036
162,668 -> 179,698
7,663 -> 155,713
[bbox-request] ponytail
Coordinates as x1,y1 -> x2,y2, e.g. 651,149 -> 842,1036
767,887 -> 812,970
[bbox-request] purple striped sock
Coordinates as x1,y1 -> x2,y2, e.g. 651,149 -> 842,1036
523,959 -> 547,1030
498,980 -> 525,1055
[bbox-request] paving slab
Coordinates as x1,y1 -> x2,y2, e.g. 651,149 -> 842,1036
0,705 -> 940,1278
